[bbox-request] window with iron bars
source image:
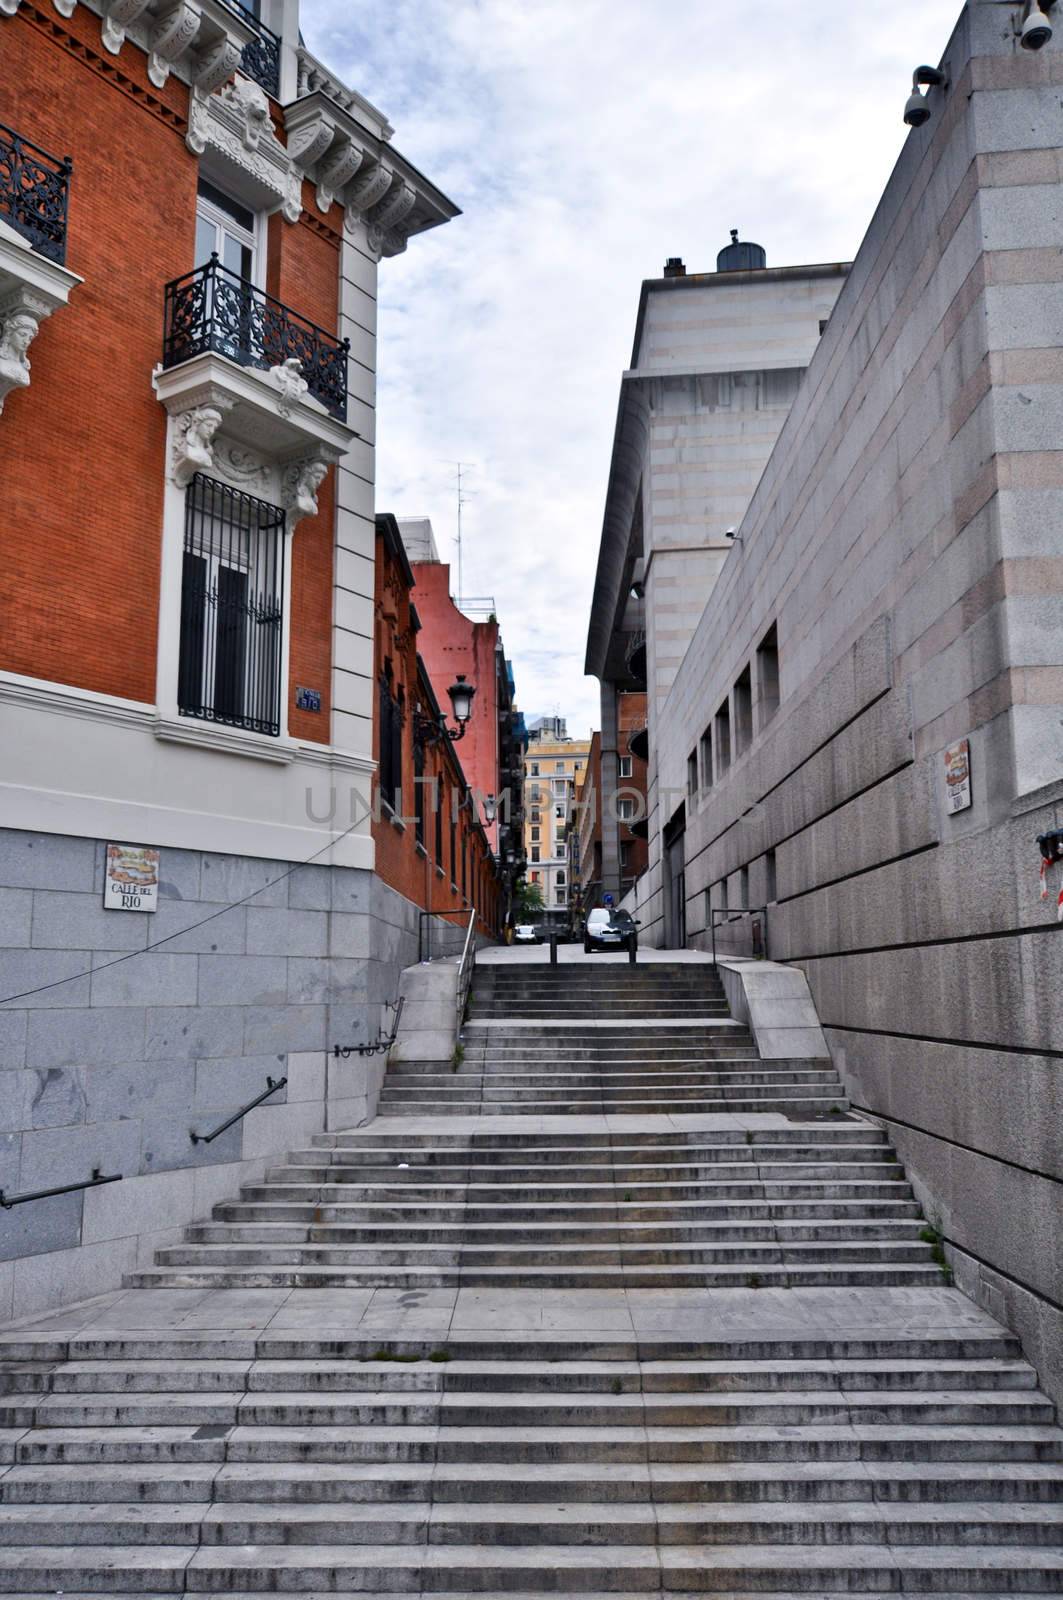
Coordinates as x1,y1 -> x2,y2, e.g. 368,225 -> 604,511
178,474 -> 285,736
378,675 -> 403,813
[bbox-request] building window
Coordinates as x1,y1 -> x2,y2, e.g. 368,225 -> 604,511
530,808 -> 540,823
699,726 -> 713,791
574,761 -> 582,771
556,888 -> 567,904
178,474 -> 285,737
739,863 -> 749,907
530,762 -> 539,775
195,179 -> 257,282
434,775 -> 443,865
757,622 -> 780,729
553,779 -> 566,797
715,700 -> 731,775
765,846 -> 777,902
617,797 -> 635,821
531,870 -> 541,884
734,665 -> 753,756
531,826 -> 540,842
618,755 -> 632,778
376,669 -> 403,813
449,807 -> 457,884
557,870 -> 566,886
687,750 -> 698,799
555,761 -> 565,772
531,846 -> 540,863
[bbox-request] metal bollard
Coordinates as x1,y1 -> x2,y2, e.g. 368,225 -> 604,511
549,931 -> 558,965
628,938 -> 637,966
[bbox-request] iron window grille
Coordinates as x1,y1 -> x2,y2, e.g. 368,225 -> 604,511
163,256 -> 349,420
178,474 -> 285,737
216,0 -> 280,97
0,123 -> 71,264
378,678 -> 403,813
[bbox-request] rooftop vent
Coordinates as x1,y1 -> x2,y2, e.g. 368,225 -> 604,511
663,257 -> 686,278
716,229 -> 766,273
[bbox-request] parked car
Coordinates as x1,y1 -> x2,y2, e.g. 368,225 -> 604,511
584,907 -> 638,954
513,923 -> 540,944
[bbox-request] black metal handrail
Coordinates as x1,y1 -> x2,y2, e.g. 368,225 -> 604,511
0,122 -> 72,265
162,256 -> 349,421
710,905 -> 769,965
216,0 -> 280,97
1,1168 -> 120,1210
190,1074 -> 286,1145
333,996 -> 405,1059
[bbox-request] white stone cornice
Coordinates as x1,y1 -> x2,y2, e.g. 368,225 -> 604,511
345,158 -> 392,215
369,177 -> 415,232
192,32 -> 241,94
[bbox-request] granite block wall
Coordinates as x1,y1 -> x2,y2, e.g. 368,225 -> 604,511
642,4 -> 1063,1401
0,827 -> 420,1324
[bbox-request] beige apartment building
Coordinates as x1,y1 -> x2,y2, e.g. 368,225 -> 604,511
522,717 -> 591,921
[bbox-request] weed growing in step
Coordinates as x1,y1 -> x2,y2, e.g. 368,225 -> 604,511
747,1273 -> 763,1289
451,1043 -> 465,1072
428,1350 -> 451,1362
372,1349 -> 420,1362
744,1131 -> 754,1145
611,1378 -> 623,1395
918,1225 -> 954,1281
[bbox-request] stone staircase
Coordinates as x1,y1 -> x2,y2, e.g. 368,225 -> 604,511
1,957 -> 1061,1593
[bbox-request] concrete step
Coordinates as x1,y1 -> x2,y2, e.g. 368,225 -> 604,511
123,1264 -> 951,1290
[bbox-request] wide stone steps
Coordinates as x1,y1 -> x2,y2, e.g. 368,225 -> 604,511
4,961 -> 1062,1594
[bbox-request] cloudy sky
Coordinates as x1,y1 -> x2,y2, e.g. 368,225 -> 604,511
302,0 -> 964,737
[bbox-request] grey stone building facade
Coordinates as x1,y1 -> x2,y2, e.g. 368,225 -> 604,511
589,2 -> 1063,1402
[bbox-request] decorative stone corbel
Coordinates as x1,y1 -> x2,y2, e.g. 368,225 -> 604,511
345,159 -> 393,217
51,0 -> 76,15
370,177 -> 416,233
99,0 -> 151,54
148,0 -> 202,89
171,398 -> 234,487
0,0 -> 24,16
286,111 -> 335,172
0,291 -> 50,416
316,138 -> 364,215
269,357 -> 309,418
281,453 -> 332,528
193,35 -> 242,96
380,229 -> 410,260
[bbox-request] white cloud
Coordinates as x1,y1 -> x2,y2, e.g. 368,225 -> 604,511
301,0 -> 965,736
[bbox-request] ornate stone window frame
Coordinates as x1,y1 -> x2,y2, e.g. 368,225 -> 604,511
153,349 -> 358,761
0,219 -> 82,418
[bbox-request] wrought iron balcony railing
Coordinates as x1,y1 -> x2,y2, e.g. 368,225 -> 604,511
217,0 -> 280,97
163,256 -> 349,421
0,123 -> 72,265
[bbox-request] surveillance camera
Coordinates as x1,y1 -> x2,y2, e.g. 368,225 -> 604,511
903,90 -> 931,128
1021,4 -> 1053,50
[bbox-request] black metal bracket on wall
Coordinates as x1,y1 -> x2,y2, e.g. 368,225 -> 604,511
0,1168 -> 122,1210
332,997 -> 405,1059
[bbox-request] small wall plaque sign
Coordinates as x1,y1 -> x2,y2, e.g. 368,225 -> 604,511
944,738 -> 972,814
104,843 -> 159,912
296,686 -> 321,713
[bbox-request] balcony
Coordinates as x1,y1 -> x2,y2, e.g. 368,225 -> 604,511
163,256 -> 349,421
217,0 -> 280,97
627,721 -> 648,763
0,123 -> 71,265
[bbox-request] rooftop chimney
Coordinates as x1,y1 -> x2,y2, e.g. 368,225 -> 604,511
663,257 -> 686,278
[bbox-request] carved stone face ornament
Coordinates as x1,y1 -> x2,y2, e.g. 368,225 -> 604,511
269,356 -> 309,417
0,309 -> 40,413
282,456 -> 330,523
221,74 -> 271,151
172,402 -> 230,486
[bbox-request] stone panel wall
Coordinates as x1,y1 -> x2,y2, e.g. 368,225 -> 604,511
0,827 -> 420,1323
645,4 -> 1063,1400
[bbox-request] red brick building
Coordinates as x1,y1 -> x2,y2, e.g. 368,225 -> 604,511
373,515 -> 500,940
0,1 -> 464,1321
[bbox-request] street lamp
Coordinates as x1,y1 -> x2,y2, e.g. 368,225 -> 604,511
414,674 -> 476,745
483,793 -> 497,824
